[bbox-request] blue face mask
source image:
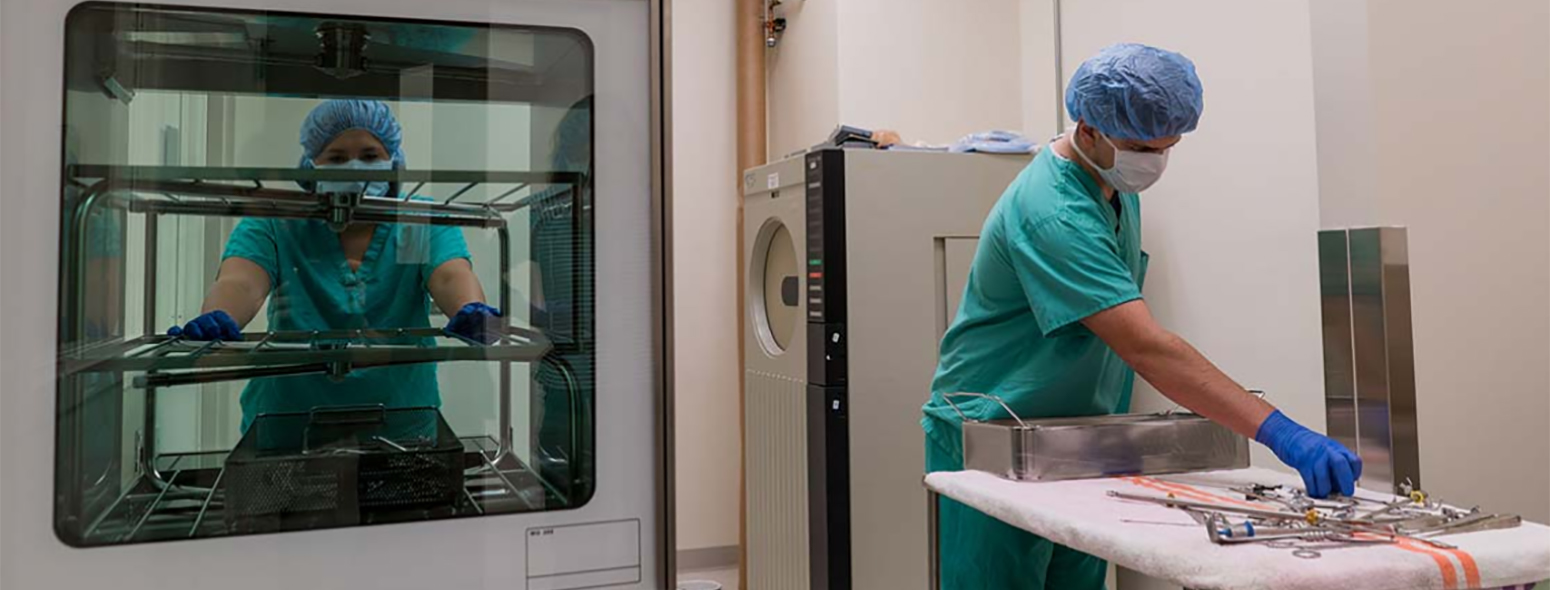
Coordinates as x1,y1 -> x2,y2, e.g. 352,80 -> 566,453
315,159 -> 394,196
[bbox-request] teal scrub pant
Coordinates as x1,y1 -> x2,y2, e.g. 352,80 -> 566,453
928,439 -> 1108,590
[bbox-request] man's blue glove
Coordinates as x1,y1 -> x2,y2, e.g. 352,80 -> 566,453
1255,410 -> 1363,498
168,310 -> 243,341
444,302 -> 504,344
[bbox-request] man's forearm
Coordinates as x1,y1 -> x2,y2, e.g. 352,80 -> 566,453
1087,301 -> 1361,497
1124,331 -> 1274,438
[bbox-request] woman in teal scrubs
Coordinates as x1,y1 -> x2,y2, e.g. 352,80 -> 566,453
171,99 -> 501,431
922,44 -> 1361,589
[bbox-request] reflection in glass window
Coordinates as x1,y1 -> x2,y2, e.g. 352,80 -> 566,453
55,2 -> 594,546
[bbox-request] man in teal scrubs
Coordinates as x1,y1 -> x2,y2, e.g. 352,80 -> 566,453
171,100 -> 502,431
921,44 -> 1362,589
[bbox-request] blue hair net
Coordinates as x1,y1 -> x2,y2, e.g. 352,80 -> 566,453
1066,43 -> 1204,141
298,99 -> 406,169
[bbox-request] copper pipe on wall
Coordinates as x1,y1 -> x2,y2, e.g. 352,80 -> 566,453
735,0 -> 767,587
738,3 -> 769,169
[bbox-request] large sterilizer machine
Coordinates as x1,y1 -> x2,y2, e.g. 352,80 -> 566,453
0,1 -> 671,588
742,148 -> 1033,590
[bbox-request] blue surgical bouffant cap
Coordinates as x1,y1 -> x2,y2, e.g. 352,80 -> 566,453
298,99 -> 406,168
1066,43 -> 1204,141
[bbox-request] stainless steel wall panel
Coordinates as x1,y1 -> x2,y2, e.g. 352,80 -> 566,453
1318,229 -> 1359,455
1320,227 -> 1420,493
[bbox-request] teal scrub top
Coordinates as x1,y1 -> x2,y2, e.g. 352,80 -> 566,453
921,147 -> 1150,463
223,218 -> 470,431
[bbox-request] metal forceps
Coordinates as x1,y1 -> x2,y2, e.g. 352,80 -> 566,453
1256,531 -> 1397,560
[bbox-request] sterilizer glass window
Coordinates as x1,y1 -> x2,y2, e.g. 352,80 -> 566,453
55,2 -> 596,547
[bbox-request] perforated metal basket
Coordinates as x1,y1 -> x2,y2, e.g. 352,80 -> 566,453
224,405 -> 463,533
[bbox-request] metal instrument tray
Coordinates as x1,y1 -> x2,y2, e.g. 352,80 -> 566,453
68,165 -> 585,230
59,327 -> 551,388
947,393 -> 1250,482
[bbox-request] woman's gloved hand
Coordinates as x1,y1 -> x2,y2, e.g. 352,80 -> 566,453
444,302 -> 504,344
1255,410 -> 1363,498
168,310 -> 243,341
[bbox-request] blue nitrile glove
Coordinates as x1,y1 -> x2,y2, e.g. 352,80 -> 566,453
444,302 -> 504,344
168,310 -> 243,341
1255,410 -> 1363,498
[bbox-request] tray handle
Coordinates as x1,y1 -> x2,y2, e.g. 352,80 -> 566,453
307,404 -> 388,426
941,393 -> 1027,428
302,404 -> 388,454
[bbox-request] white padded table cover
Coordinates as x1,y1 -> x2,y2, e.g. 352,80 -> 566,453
924,467 -> 1550,590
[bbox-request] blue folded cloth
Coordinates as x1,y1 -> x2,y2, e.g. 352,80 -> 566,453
948,130 -> 1039,154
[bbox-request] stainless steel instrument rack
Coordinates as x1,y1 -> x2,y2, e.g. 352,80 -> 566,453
81,435 -> 558,544
63,327 -> 553,387
57,165 -> 587,545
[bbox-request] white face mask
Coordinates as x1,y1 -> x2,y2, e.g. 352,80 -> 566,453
1070,128 -> 1169,194
315,159 -> 394,196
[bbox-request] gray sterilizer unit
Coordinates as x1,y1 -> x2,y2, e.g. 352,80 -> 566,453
742,148 -> 1033,590
3,2 -> 669,589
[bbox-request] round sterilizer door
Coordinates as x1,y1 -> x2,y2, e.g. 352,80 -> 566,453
751,218 -> 800,355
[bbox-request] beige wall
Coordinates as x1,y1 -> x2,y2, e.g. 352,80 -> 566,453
1311,0 -> 1550,524
1367,2 -> 1550,521
767,0 -> 841,158
767,0 -> 1033,157
1019,0 -> 1063,142
832,0 -> 1024,144
670,0 -> 742,552
1309,0 -> 1379,229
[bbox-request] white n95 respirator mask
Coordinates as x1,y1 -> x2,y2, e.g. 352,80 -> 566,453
315,159 -> 394,196
1071,128 -> 1170,194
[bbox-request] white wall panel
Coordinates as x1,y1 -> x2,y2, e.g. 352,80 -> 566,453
670,0 -> 742,553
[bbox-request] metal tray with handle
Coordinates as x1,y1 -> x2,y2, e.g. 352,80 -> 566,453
944,393 -> 1251,482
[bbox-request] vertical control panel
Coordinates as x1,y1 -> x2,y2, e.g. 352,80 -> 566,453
804,149 -> 851,590
806,149 -> 848,387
